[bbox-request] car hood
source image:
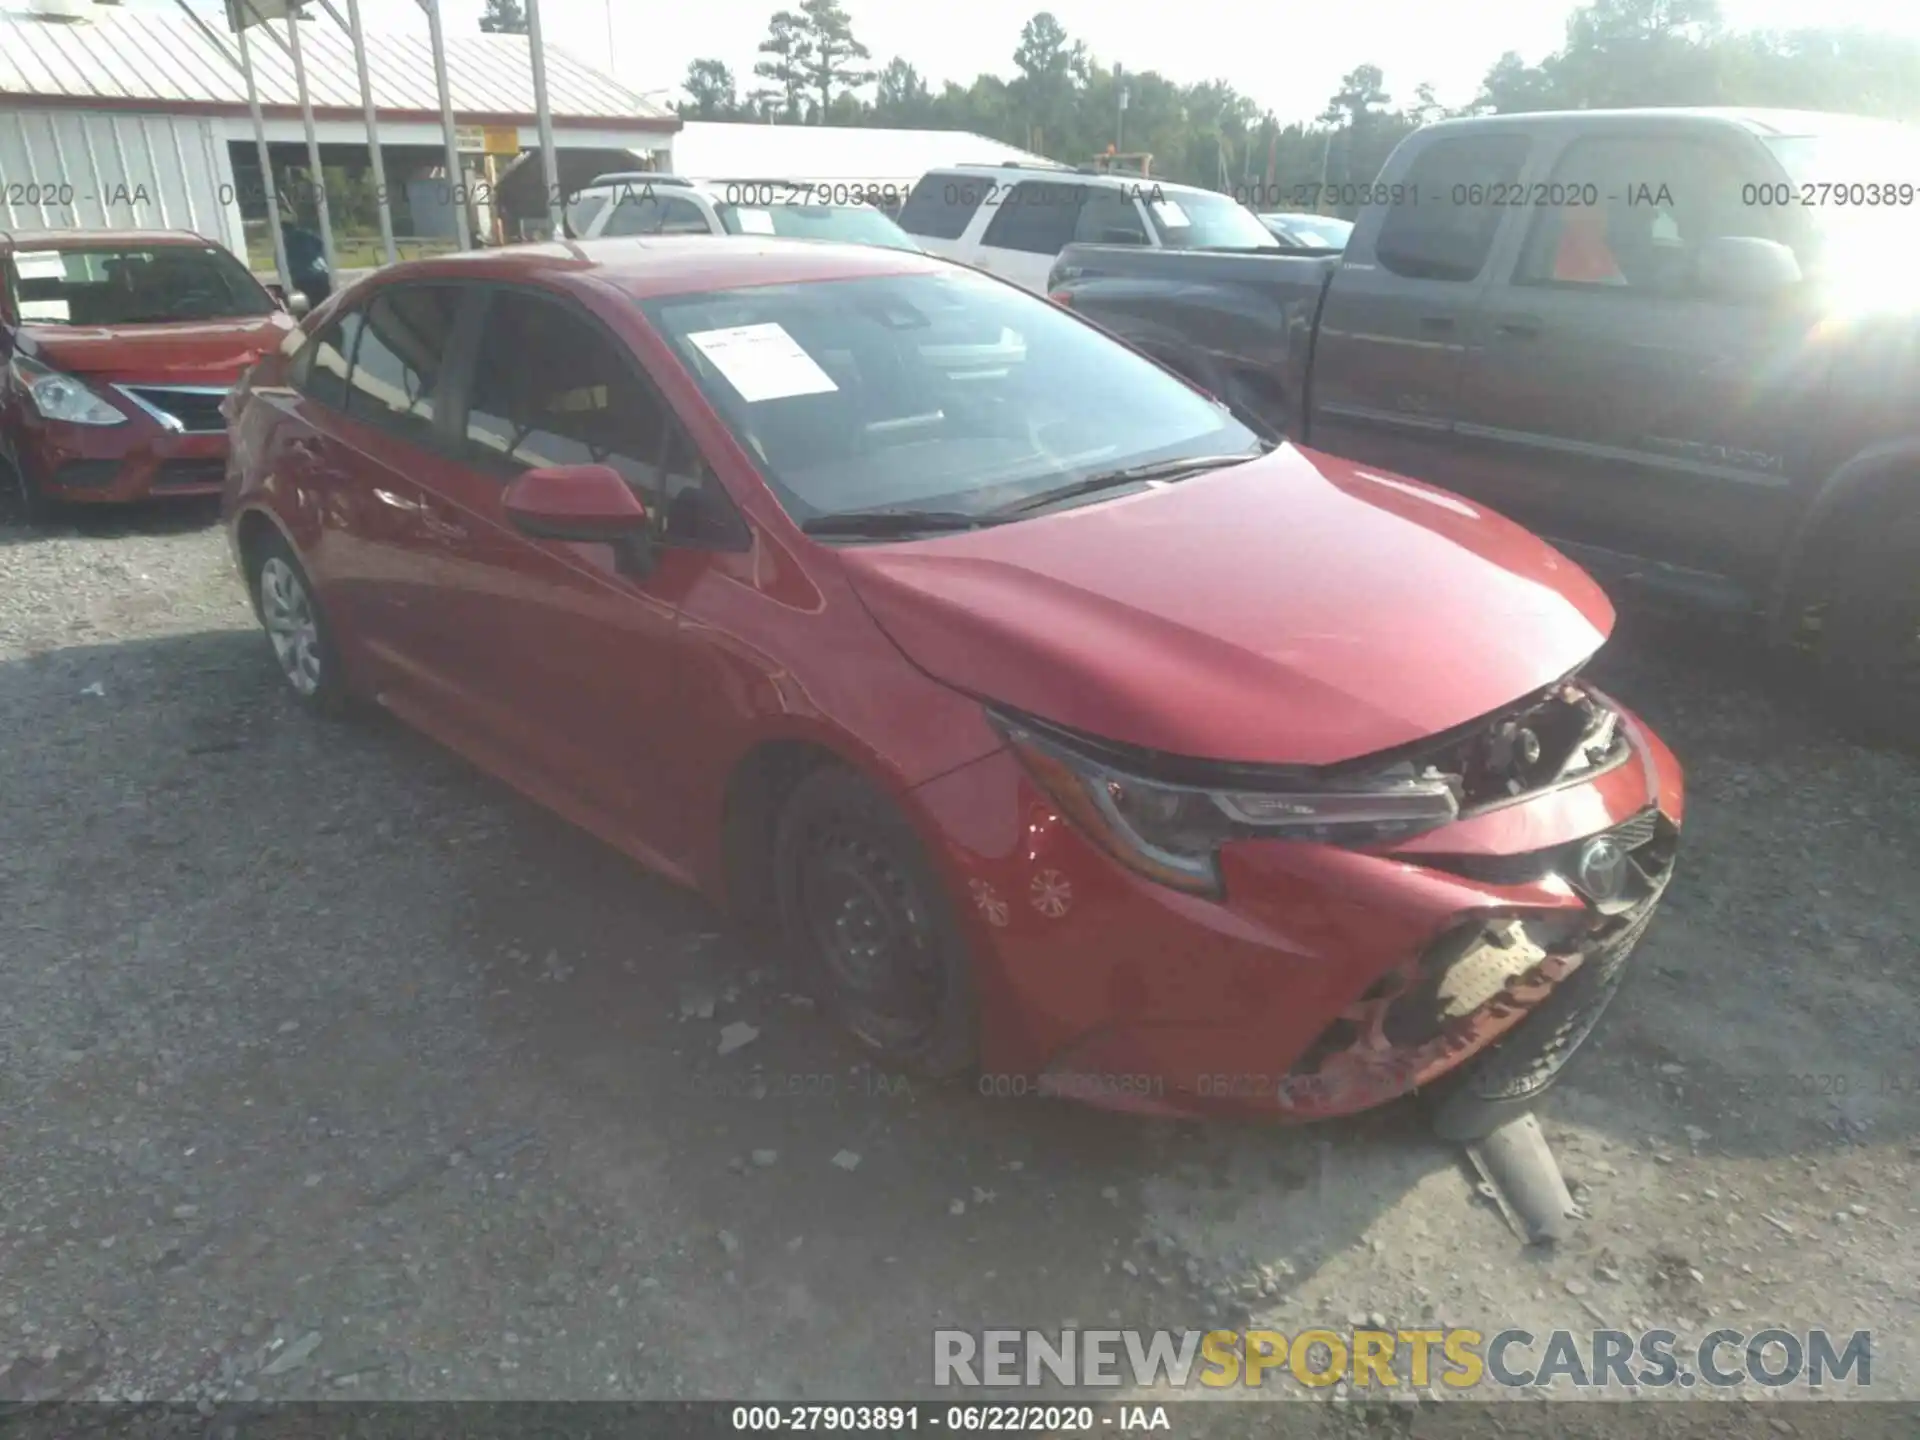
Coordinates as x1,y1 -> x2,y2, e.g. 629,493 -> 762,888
837,445 -> 1615,767
20,314 -> 295,384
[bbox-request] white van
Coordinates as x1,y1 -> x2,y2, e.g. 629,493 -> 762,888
895,163 -> 1279,292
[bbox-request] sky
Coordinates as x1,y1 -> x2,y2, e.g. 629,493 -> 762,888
139,0 -> 1920,126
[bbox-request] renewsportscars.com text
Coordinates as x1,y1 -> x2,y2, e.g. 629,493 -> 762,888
934,1326 -> 1873,1391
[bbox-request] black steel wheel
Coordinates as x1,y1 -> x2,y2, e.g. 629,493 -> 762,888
772,766 -> 977,1078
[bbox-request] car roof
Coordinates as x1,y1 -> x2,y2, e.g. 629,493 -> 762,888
1,228 -> 219,252
929,165 -> 1220,197
575,176 -> 888,210
354,235 -> 945,304
1415,107 -> 1917,140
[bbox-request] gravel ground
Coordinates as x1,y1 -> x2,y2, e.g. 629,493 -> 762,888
2,497 -> 1917,1423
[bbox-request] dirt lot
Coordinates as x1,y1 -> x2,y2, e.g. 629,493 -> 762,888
2,498 -> 1917,1421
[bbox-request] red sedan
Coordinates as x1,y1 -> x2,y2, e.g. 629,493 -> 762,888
223,237 -> 1684,1131
1,230 -> 295,518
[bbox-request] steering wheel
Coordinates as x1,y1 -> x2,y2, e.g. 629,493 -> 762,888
162,287 -> 220,317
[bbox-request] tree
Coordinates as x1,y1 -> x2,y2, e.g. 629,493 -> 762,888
680,59 -> 740,120
477,0 -> 527,35
1011,12 -> 1086,154
873,58 -> 934,125
796,0 -> 873,122
754,10 -> 813,122
1474,51 -> 1563,113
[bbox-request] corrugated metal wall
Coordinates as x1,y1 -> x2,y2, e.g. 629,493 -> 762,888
0,106 -> 243,250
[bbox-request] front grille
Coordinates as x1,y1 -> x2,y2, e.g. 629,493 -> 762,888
122,386 -> 229,433
153,458 -> 226,489
55,459 -> 122,488
1418,805 -> 1674,896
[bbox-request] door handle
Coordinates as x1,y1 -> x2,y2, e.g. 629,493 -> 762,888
286,435 -> 323,458
1418,315 -> 1455,333
421,505 -> 468,542
1495,316 -> 1543,340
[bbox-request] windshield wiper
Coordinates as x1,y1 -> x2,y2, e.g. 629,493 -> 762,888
801,508 -> 1005,538
992,449 -> 1267,517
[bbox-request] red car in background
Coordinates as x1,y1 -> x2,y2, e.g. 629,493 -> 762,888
1,229 -> 296,519
222,237 -> 1684,1136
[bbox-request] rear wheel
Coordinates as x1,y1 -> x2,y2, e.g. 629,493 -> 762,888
248,535 -> 350,717
772,766 -> 978,1079
1818,504 -> 1920,747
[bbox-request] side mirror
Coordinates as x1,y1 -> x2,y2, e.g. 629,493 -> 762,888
1695,236 -> 1802,302
503,463 -> 656,577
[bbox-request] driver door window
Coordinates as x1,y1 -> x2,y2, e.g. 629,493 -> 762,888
1073,191 -> 1149,246
1515,136 -> 1791,298
463,289 -> 737,542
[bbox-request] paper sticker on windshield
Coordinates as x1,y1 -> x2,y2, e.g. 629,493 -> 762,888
14,251 -> 67,280
734,208 -> 777,235
1151,200 -> 1190,228
686,323 -> 838,403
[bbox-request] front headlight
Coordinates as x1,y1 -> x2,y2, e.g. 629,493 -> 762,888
9,355 -> 127,426
995,713 -> 1460,897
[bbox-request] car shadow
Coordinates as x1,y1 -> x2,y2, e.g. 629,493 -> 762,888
6,622 -> 1916,1402
0,487 -> 222,543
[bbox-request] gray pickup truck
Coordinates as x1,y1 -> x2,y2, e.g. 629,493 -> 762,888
1048,107 -> 1920,741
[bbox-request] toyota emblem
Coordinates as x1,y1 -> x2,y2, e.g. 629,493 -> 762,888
1576,835 -> 1631,902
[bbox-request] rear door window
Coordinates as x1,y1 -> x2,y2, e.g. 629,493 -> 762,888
1374,135 -> 1530,281
344,284 -> 462,445
292,309 -> 365,412
980,181 -> 1087,255
601,190 -> 665,237
657,196 -> 713,235
898,172 -> 986,241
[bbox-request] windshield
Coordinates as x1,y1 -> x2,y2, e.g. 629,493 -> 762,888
640,269 -> 1258,525
1144,190 -> 1279,251
1267,214 -> 1353,248
714,203 -> 922,252
6,244 -> 274,326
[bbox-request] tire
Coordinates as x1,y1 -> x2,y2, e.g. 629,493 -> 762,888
772,765 -> 978,1079
247,534 -> 351,717
1818,504 -> 1920,747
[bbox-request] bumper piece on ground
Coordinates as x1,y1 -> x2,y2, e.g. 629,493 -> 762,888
1464,1110 -> 1582,1245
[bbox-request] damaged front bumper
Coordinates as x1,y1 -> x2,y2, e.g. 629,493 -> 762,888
913,688 -> 1684,1123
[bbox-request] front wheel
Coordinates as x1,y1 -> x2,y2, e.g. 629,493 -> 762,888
772,766 -> 978,1078
1818,505 -> 1920,747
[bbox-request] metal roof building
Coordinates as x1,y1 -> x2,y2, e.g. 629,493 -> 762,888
672,121 -> 1057,194
0,2 -> 677,253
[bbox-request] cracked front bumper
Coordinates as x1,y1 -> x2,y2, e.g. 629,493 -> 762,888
912,697 -> 1684,1122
